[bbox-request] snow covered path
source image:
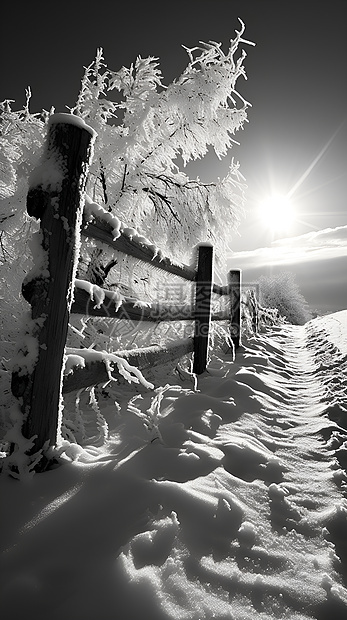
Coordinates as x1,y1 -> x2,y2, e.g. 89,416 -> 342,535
1,312 -> 347,619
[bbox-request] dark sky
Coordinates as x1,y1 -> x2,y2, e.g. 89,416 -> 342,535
2,0 -> 346,312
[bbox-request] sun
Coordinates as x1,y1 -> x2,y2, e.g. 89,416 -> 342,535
258,194 -> 295,232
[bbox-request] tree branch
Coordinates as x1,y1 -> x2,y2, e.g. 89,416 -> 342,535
142,187 -> 181,223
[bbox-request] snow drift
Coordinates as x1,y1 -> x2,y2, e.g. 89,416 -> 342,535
1,311 -> 347,619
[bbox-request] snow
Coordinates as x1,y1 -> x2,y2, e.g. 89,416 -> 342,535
28,114 -> 96,196
48,112 -> 97,138
24,229 -> 50,280
10,312 -> 47,377
84,195 -> 122,240
83,195 -> 164,259
64,346 -> 154,390
28,150 -> 66,193
74,278 -> 124,310
1,311 -> 347,619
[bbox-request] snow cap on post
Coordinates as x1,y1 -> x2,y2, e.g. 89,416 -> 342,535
48,112 -> 97,138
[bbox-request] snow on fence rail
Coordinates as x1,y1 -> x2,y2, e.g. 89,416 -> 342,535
10,115 -> 242,472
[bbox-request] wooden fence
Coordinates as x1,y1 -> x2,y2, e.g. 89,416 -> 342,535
10,114 -> 242,471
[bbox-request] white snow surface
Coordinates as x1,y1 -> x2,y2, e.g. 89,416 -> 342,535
48,112 -> 97,137
1,311 -> 347,619
84,195 -> 122,240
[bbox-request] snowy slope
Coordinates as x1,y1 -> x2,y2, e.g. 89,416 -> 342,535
1,311 -> 347,620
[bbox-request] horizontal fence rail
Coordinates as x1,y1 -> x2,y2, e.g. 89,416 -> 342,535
71,287 -> 230,321
63,338 -> 195,394
82,215 -> 228,295
83,216 -> 197,282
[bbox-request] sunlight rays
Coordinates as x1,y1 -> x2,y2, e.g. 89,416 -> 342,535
286,121 -> 345,200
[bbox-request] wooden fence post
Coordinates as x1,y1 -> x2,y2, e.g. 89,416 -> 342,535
193,244 -> 213,375
11,114 -> 95,471
228,269 -> 242,349
250,289 -> 259,333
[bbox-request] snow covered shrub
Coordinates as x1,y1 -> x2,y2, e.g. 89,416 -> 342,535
258,272 -> 313,325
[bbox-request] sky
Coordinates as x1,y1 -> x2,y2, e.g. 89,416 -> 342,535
1,0 -> 346,313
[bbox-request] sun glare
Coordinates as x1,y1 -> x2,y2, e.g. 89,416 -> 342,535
258,194 -> 295,232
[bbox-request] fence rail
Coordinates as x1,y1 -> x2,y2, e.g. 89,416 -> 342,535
63,338 -> 195,394
10,114 -> 242,471
82,214 -> 228,296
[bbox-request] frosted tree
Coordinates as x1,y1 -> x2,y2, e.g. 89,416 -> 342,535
0,93 -> 48,368
258,272 -> 313,325
0,92 -> 46,267
71,19 -> 254,267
